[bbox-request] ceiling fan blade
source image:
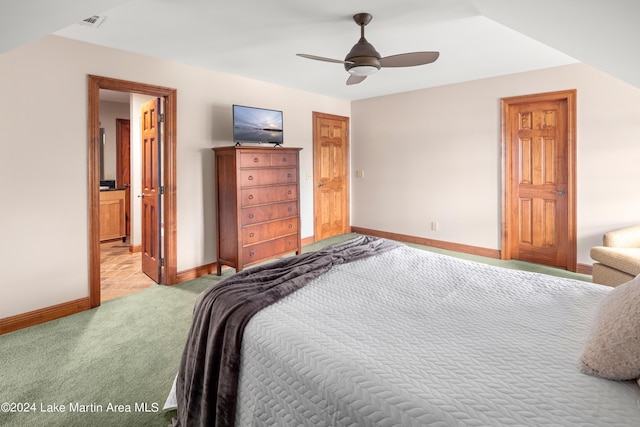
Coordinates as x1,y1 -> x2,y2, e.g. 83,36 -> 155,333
346,74 -> 367,86
297,53 -> 353,65
379,51 -> 440,68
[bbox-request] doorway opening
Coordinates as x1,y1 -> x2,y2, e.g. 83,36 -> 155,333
88,75 -> 178,308
98,93 -> 156,301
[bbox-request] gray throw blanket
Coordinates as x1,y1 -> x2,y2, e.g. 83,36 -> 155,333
173,235 -> 400,427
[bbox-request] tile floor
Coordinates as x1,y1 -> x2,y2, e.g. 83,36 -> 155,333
100,240 -> 156,302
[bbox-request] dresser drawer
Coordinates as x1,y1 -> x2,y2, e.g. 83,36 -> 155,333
239,152 -> 271,168
241,184 -> 297,206
270,152 -> 297,166
243,235 -> 298,263
239,151 -> 298,168
241,201 -> 298,225
243,218 -> 298,244
239,168 -> 297,187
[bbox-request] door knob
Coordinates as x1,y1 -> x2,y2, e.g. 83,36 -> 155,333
137,194 -> 145,198
551,189 -> 566,195
317,183 -> 324,188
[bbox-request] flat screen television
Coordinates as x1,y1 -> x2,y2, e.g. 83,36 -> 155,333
233,104 -> 283,145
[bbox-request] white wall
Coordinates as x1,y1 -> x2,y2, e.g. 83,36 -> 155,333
2,34 -> 638,321
351,63 -> 640,265
0,35 -> 350,318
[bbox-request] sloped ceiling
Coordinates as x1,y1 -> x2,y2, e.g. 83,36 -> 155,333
474,0 -> 640,92
1,0 -> 638,100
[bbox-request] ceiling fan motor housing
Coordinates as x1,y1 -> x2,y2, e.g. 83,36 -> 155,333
345,39 -> 381,74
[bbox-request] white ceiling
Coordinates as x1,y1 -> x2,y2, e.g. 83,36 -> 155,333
2,0 -> 639,101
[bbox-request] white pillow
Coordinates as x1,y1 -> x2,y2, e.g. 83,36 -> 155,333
579,274 -> 640,381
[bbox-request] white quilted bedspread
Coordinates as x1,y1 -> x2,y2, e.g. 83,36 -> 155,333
234,244 -> 640,426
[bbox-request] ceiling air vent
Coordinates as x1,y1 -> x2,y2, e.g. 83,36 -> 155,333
79,15 -> 106,28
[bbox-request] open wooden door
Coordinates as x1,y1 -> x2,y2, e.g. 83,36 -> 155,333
141,98 -> 163,283
313,112 -> 350,241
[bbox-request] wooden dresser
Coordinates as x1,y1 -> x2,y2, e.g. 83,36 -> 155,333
213,145 -> 302,274
99,189 -> 126,242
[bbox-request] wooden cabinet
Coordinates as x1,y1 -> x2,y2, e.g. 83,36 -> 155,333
214,146 -> 302,274
99,189 -> 126,242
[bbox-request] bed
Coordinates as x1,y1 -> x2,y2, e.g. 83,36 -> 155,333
169,236 -> 640,426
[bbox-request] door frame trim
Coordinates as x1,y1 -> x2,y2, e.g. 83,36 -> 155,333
312,111 -> 351,241
88,75 -> 178,308
500,89 -> 577,271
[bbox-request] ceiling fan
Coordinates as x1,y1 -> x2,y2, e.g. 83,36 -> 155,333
297,13 -> 439,86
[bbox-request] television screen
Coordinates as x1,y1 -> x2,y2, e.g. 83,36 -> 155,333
233,104 -> 283,145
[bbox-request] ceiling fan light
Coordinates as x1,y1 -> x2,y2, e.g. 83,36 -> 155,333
348,65 -> 379,76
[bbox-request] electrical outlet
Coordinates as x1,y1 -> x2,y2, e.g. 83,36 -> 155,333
306,171 -> 312,181
431,221 -> 439,231
356,170 -> 365,178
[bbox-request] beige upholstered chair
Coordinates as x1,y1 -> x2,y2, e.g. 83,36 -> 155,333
591,225 -> 640,286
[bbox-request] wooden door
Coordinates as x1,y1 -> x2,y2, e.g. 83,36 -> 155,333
502,90 -> 576,270
141,98 -> 163,283
313,112 -> 350,241
116,118 -> 131,238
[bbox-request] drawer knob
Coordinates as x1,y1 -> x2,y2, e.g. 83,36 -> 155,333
253,157 -> 259,163
248,175 -> 254,181
248,194 -> 254,200
288,207 -> 292,212
249,213 -> 254,219
282,157 -> 288,162
287,190 -> 292,195
287,173 -> 292,178
249,232 -> 255,238
249,251 -> 255,257
288,224 -> 293,229
289,240 -> 294,245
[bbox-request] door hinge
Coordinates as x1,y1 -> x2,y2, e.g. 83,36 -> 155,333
160,258 -> 165,267
160,186 -> 165,195
159,113 -> 165,123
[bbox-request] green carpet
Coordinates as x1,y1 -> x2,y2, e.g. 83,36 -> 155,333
0,273 -> 232,427
0,234 -> 590,426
